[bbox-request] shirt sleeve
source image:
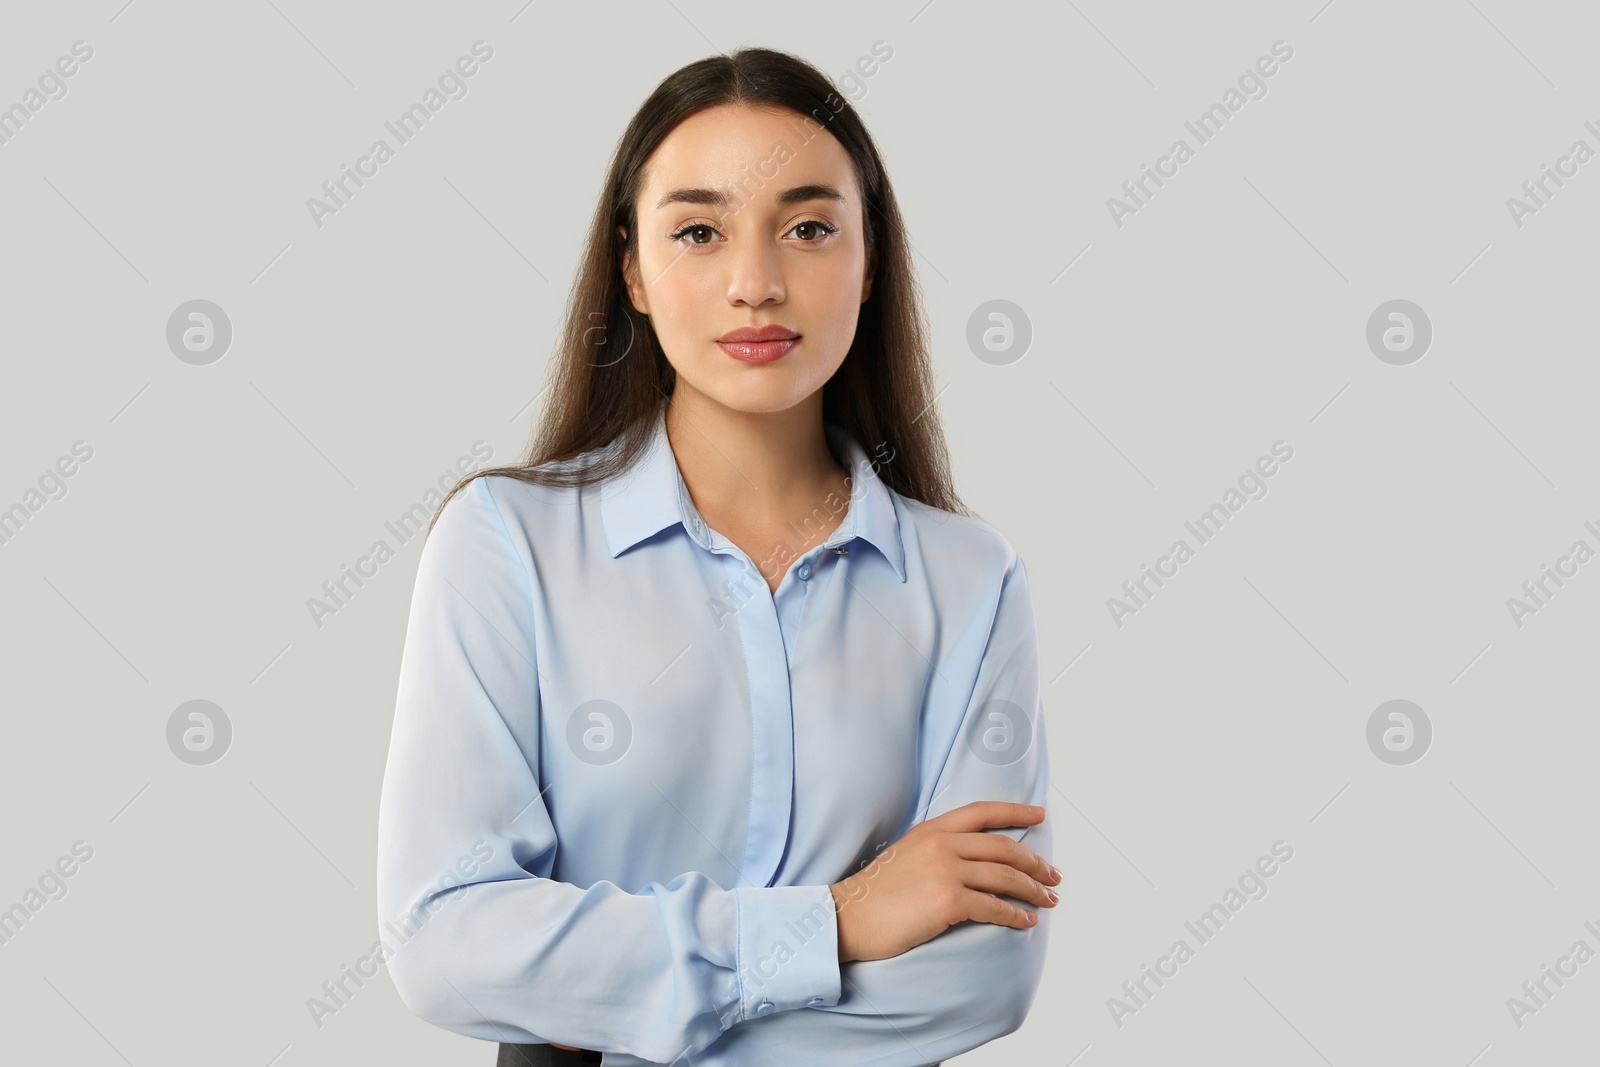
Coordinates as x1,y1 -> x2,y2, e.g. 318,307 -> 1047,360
693,551 -> 1053,1067
374,476 -> 842,1063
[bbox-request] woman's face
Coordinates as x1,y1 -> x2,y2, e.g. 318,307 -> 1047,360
620,104 -> 874,414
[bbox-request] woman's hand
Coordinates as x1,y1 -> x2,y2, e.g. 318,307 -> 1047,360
829,801 -> 1058,964
547,802 -> 1054,1045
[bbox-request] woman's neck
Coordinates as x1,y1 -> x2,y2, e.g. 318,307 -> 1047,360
663,389 -> 849,536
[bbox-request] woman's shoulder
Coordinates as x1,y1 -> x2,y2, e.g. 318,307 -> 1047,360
432,461 -> 595,543
476,465 -> 600,534
895,495 -> 1021,578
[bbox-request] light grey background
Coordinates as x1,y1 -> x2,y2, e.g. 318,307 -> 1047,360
2,0 -> 1596,1064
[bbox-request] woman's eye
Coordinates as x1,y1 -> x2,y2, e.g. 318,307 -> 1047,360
668,220 -> 838,247
791,220 -> 839,242
669,224 -> 721,246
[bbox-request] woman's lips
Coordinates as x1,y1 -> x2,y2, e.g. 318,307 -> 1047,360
716,338 -> 799,363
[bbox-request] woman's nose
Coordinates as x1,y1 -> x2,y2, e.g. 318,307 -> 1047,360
724,238 -> 785,306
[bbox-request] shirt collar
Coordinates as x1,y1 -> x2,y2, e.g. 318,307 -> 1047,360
600,399 -> 907,582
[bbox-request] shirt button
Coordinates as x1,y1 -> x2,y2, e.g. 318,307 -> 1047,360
755,999 -> 775,1015
805,996 -> 824,1006
797,564 -> 811,581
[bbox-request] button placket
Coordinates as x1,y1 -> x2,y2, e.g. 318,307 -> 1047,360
701,535 -> 795,890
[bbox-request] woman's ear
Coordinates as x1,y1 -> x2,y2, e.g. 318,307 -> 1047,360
860,244 -> 876,304
618,225 -> 648,315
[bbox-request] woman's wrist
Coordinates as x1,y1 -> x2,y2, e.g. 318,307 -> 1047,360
829,882 -> 855,963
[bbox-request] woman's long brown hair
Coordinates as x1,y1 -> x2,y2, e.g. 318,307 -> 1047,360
428,45 -> 972,537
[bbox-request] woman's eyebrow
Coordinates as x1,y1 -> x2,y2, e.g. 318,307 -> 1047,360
654,183 -> 847,210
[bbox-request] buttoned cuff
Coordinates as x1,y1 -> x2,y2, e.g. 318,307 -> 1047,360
732,884 -> 842,1021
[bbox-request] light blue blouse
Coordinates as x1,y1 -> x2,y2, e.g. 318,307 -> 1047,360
376,398 -> 1053,1066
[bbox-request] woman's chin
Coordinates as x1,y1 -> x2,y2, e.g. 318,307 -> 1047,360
687,378 -> 818,416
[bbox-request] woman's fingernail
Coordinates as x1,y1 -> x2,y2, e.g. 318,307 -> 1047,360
1050,866 -> 1062,883
1045,888 -> 1058,904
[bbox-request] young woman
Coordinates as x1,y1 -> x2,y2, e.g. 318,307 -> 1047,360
376,46 -> 1058,1067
